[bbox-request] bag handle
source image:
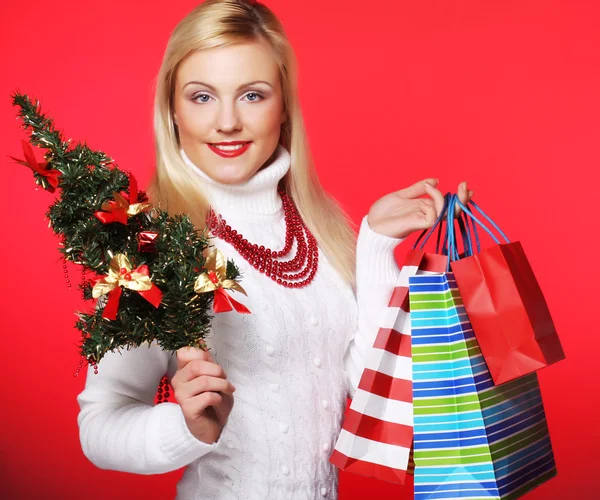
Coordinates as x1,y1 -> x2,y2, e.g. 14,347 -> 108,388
413,192 -> 479,262
459,196 -> 509,244
446,196 -> 459,267
447,195 -> 510,264
456,212 -> 472,256
463,208 -> 481,254
446,196 -> 479,267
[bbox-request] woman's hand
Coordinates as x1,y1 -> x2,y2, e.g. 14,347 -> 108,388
172,346 -> 236,445
367,178 -> 474,239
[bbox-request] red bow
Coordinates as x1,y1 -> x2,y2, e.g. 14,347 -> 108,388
92,254 -> 163,320
213,288 -> 251,314
94,171 -> 151,224
9,139 -> 62,192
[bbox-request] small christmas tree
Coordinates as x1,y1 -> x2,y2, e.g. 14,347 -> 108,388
8,91 -> 250,377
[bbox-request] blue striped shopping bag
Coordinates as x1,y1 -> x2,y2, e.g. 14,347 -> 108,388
408,272 -> 557,499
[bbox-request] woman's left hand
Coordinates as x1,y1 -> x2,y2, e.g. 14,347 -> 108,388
367,178 -> 474,239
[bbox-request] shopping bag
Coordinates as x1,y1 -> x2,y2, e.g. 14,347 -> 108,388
446,195 -> 565,385
330,193 -> 452,484
330,249 -> 424,483
409,272 -> 557,499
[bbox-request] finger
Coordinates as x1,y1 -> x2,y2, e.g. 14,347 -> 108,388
424,181 -> 445,216
176,346 -> 213,370
395,178 -> 439,200
419,198 -> 434,209
412,202 -> 438,231
457,181 -> 469,205
422,203 -> 438,228
180,375 -> 236,400
180,359 -> 227,384
182,392 -> 224,418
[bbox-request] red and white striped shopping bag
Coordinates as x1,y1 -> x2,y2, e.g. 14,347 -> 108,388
329,250 -> 447,484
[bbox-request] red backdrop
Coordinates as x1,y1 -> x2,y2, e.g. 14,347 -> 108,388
1,0 -> 597,498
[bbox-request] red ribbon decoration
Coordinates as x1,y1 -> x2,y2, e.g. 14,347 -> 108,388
126,169 -> 146,204
94,263 -> 163,320
94,194 -> 128,224
9,139 -> 62,192
94,170 -> 150,225
213,288 -> 251,314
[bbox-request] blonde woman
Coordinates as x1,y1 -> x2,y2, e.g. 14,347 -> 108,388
76,1 -> 472,498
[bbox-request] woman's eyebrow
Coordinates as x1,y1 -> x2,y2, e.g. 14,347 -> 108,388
183,80 -> 273,91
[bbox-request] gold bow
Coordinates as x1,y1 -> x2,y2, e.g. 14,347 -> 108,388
92,254 -> 153,297
194,248 -> 247,296
101,191 -> 153,218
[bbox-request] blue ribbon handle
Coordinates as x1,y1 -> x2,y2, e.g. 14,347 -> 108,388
463,208 -> 481,254
446,196 -> 459,269
446,194 -> 510,270
457,212 -> 472,257
453,197 -> 510,245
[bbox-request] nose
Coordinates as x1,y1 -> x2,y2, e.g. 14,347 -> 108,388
216,100 -> 242,133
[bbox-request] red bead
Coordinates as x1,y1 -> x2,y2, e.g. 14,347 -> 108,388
205,191 -> 318,288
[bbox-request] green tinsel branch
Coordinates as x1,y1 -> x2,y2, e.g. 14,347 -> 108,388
9,91 -> 245,366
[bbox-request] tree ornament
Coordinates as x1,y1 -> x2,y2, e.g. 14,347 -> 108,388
92,253 -> 163,320
137,231 -> 159,253
94,171 -> 152,225
194,248 -> 251,314
9,138 -> 62,192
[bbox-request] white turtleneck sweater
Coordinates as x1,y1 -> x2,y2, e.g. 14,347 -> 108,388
76,144 -> 404,500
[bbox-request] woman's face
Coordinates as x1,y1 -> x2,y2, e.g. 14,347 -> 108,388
173,39 -> 287,185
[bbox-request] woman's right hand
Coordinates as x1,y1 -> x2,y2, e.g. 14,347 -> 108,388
172,346 -> 236,445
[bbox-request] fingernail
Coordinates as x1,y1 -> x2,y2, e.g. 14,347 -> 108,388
424,181 -> 432,189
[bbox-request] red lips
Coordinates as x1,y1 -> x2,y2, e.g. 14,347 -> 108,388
207,142 -> 251,158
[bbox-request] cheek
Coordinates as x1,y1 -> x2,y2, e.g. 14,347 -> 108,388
178,106 -> 211,136
173,92 -> 200,127
252,104 -> 284,132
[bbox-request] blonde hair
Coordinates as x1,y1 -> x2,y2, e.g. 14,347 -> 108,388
146,0 -> 357,290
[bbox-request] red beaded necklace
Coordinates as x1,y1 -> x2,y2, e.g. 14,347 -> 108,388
206,186 -> 319,288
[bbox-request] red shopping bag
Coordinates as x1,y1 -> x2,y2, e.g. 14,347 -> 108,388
330,248 -> 447,484
448,196 -> 565,385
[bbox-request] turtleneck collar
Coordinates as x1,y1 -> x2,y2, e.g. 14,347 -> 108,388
180,144 -> 291,221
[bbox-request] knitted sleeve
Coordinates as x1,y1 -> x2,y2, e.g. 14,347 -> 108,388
343,214 -> 404,399
76,338 -> 226,474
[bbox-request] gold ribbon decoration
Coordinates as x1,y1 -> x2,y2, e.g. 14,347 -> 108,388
94,171 -> 152,225
92,253 -> 162,319
194,248 -> 251,314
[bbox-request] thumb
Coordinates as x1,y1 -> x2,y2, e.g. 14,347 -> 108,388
176,346 -> 211,370
396,178 -> 439,200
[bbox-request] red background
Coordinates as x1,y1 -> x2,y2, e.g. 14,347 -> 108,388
1,0 -> 597,498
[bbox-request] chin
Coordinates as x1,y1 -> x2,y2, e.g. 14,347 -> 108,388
214,169 -> 256,185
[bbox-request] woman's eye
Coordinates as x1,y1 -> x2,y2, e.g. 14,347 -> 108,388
244,91 -> 264,102
191,91 -> 264,104
192,93 -> 211,103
